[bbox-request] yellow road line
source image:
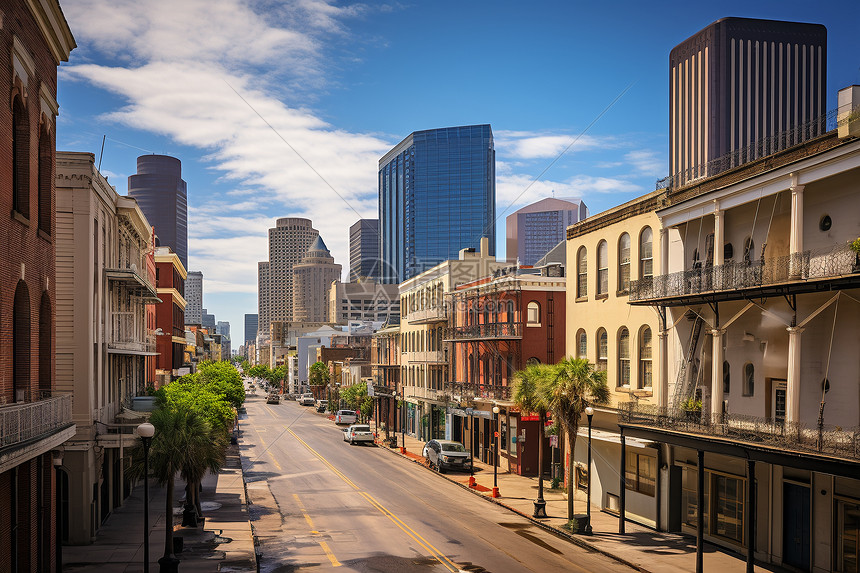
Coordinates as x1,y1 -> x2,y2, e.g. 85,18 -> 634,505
293,493 -> 341,567
288,429 -> 457,572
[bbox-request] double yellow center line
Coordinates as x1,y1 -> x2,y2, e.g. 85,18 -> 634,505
288,429 -> 460,572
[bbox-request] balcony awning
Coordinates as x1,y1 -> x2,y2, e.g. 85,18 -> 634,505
576,427 -> 652,449
107,347 -> 159,356
105,268 -> 161,303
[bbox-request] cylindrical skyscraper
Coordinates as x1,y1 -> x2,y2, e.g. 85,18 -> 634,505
128,155 -> 188,269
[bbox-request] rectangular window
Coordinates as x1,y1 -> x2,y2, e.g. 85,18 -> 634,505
714,474 -> 744,543
626,452 -> 656,496
839,500 -> 860,573
682,466 -> 709,531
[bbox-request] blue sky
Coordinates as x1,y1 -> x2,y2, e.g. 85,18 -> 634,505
56,0 -> 860,343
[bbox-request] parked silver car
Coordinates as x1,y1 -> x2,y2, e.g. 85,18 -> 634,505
423,439 -> 471,473
342,424 -> 374,445
334,410 -> 357,424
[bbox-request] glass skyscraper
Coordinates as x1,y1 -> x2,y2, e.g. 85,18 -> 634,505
378,124 -> 495,283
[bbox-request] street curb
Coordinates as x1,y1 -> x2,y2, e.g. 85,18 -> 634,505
378,443 -> 653,573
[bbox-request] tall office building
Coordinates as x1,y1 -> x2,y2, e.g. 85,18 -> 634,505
669,17 -> 826,186
379,124 -> 495,283
128,154 -> 189,268
185,270 -> 203,324
216,321 -> 231,339
257,218 -> 319,336
292,236 -> 342,322
349,219 -> 380,282
201,309 -> 216,331
506,197 -> 588,266
244,314 -> 258,346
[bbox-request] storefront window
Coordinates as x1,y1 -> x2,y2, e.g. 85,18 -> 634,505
839,500 -> 860,573
625,451 -> 655,496
682,466 -> 709,531
714,474 -> 744,543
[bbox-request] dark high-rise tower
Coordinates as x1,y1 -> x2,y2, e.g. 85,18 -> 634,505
379,124 -> 495,283
349,219 -> 380,282
128,154 -> 188,268
669,18 -> 826,187
244,313 -> 258,346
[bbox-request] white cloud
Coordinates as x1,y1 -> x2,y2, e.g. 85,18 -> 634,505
495,130 -> 611,160
625,149 -> 665,177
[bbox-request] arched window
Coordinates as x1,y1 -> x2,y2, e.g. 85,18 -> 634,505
618,327 -> 630,387
640,227 -> 653,278
526,357 -> 541,366
14,281 -> 31,402
526,301 -> 540,325
743,363 -> 755,396
723,361 -> 730,394
39,292 -> 52,394
618,233 -> 631,293
12,95 -> 30,218
597,328 -> 608,372
638,326 -> 652,389
597,240 -> 608,296
38,125 -> 52,234
576,329 -> 587,360
577,247 -> 587,298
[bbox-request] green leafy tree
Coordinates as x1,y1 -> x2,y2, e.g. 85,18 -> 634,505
309,361 -> 330,386
544,357 -> 610,520
512,363 -> 553,509
197,361 -> 245,408
248,364 -> 270,382
340,383 -> 372,421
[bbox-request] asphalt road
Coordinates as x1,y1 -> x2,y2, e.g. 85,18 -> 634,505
239,393 -> 631,573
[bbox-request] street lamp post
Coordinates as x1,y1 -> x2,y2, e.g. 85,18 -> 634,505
585,406 -> 594,535
138,422 -> 156,573
400,387 -> 406,454
53,450 -> 64,570
492,405 -> 500,498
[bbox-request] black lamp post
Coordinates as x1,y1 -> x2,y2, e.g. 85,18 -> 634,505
400,387 -> 406,453
138,422 -> 156,573
492,405 -> 500,498
53,450 -> 64,570
584,406 -> 594,535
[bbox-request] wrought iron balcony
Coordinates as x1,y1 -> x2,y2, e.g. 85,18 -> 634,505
407,350 -> 448,364
109,311 -> 157,355
618,402 -> 860,462
0,395 -> 73,449
445,322 -> 522,341
446,381 -> 511,402
406,305 -> 448,324
629,243 -> 859,304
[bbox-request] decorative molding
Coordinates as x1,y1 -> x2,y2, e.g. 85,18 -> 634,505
24,0 -> 76,64
12,35 -> 36,87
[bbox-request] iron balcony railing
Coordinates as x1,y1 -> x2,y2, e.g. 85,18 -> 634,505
630,243 -> 859,302
408,350 -> 448,364
446,381 -> 511,401
619,402 -> 860,462
445,322 -> 522,341
407,305 -> 448,324
0,395 -> 73,449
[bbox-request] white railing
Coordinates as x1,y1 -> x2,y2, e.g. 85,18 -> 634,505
0,395 -> 73,448
109,311 -> 149,352
408,350 -> 448,363
407,305 -> 447,324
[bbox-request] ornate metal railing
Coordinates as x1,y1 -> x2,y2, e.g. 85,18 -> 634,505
619,402 -> 860,462
656,109 -> 839,190
446,381 -> 511,401
630,243 -> 859,302
407,305 -> 448,324
0,395 -> 73,449
408,350 -> 448,364
446,322 -> 522,341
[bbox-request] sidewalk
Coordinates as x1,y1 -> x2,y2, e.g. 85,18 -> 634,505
62,443 -> 256,573
380,432 -> 785,573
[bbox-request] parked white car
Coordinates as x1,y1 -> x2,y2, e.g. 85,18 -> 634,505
298,393 -> 315,406
334,410 -> 357,424
342,424 -> 374,445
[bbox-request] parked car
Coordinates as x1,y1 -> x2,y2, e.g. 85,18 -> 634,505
334,410 -> 357,424
342,424 -> 374,445
266,393 -> 280,404
315,400 -> 328,412
298,393 -> 315,406
423,439 -> 471,473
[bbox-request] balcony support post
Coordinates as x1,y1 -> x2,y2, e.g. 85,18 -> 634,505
659,226 -> 669,277
789,183 -> 805,279
657,307 -> 669,409
786,326 -> 804,426
711,327 -> 725,424
713,205 -> 724,267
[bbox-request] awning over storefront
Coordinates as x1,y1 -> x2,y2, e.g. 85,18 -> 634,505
577,427 -> 653,449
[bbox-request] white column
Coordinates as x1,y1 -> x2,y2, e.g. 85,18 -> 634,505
657,329 -> 669,408
789,184 -> 805,278
660,227 -> 669,276
710,328 -> 725,422
713,207 -> 724,266
786,326 -> 803,426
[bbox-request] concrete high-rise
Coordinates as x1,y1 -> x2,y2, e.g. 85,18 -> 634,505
244,314 -> 258,346
201,308 -> 216,330
379,125 -> 495,283
128,154 -> 188,268
216,321 -> 231,339
506,197 -> 588,266
185,270 -> 203,324
669,17 -> 827,186
257,218 -> 319,337
349,219 -> 380,282
292,236 -> 342,322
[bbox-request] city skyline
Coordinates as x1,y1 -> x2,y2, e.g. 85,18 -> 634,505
55,1 -> 860,340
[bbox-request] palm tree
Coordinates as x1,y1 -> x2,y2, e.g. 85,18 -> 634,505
512,363 -> 553,516
181,423 -> 228,525
544,357 -> 609,521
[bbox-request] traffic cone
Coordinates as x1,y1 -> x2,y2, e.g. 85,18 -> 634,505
468,476 -> 477,488
492,487 -> 500,498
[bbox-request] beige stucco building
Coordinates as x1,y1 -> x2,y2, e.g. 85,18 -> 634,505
55,151 -> 159,544
292,236 -> 341,323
